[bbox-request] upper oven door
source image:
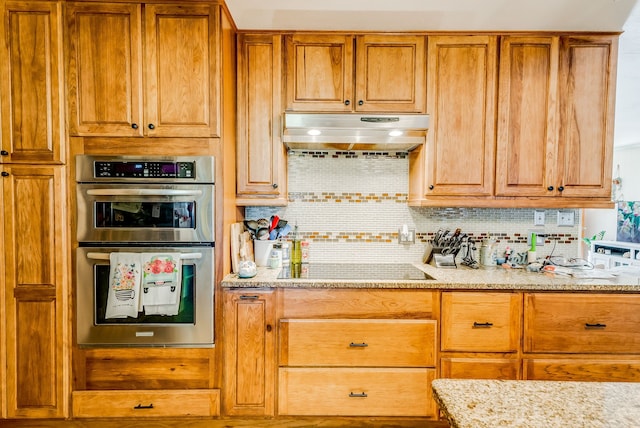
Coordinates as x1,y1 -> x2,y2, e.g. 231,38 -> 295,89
77,183 -> 214,243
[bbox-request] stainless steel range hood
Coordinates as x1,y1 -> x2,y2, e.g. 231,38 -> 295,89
282,113 -> 429,152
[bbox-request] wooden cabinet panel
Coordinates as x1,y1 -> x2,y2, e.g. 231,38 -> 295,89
284,34 -> 425,112
524,293 -> 640,354
495,36 -> 559,197
279,319 -> 436,367
441,292 -> 520,352
72,389 -> 220,417
236,33 -> 287,204
278,367 -> 436,417
66,2 -> 143,137
285,34 -> 353,112
222,289 -> 276,416
2,165 -> 68,418
423,35 -> 497,197
355,35 -> 426,113
524,358 -> 640,382
0,1 -> 64,164
144,4 -> 219,138
66,2 -> 219,138
557,36 -> 616,198
281,288 -> 438,319
441,357 -> 520,380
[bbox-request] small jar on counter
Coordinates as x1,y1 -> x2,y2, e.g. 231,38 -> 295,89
301,240 -> 310,264
280,241 -> 291,266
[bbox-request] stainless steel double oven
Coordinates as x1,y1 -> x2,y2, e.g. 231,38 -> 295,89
75,155 -> 215,347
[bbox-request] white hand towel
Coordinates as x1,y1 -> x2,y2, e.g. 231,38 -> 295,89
105,253 -> 142,319
141,253 -> 182,316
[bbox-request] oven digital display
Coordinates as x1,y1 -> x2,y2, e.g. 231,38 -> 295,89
95,161 -> 195,178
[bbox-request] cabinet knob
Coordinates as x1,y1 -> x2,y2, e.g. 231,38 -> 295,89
558,186 -> 564,192
429,185 -> 434,190
266,324 -> 272,332
148,123 -> 155,130
272,183 -> 278,189
358,100 -> 363,106
131,123 -> 138,129
547,186 -> 554,191
344,100 -> 350,106
1,150 -> 8,156
1,171 -> 9,177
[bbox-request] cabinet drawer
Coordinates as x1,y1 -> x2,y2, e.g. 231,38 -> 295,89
278,367 -> 436,417
440,357 -> 520,380
524,358 -> 640,382
441,292 -> 521,352
524,293 -> 640,353
281,289 -> 437,319
279,319 -> 436,367
72,389 -> 220,417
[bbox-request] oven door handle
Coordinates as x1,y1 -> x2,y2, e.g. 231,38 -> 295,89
86,189 -> 203,197
86,252 -> 203,260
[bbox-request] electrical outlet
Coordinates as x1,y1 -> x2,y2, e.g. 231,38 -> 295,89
398,227 -> 416,245
527,229 -> 545,247
557,210 -> 575,227
534,210 -> 545,226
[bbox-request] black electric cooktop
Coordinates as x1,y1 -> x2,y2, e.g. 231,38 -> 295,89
278,263 -> 432,280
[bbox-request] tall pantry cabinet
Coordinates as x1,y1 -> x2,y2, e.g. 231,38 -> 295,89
0,0 -> 69,419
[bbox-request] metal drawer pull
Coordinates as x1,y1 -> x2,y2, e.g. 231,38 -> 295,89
349,342 -> 368,347
585,323 -> 607,329
473,322 -> 493,328
87,252 -> 202,261
349,392 -> 368,398
134,403 -> 154,409
239,295 -> 259,300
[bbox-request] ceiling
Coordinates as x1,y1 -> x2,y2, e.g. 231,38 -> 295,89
226,0 -> 640,147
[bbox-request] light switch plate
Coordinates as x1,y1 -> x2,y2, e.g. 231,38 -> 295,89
557,210 -> 575,227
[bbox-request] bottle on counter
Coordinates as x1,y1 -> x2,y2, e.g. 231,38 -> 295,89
301,240 -> 310,264
281,240 -> 291,266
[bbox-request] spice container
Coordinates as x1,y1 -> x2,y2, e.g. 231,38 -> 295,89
301,240 -> 310,263
280,241 -> 291,266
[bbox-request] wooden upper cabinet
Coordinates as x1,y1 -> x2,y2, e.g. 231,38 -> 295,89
423,35 -> 497,197
236,33 -> 287,205
285,34 -> 425,112
66,2 -> 219,138
556,35 -> 617,199
495,36 -> 559,198
496,35 -> 617,201
0,1 -> 65,164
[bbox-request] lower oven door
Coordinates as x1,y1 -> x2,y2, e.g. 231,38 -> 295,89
76,183 -> 214,243
76,246 -> 214,347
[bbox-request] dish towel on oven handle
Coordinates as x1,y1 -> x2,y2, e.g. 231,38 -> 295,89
105,253 -> 142,319
141,253 -> 182,316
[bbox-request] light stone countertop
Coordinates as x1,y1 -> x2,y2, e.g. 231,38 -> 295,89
431,378 -> 640,428
221,262 -> 640,292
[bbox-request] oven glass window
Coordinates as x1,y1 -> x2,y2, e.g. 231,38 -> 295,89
94,264 -> 195,324
94,201 -> 195,229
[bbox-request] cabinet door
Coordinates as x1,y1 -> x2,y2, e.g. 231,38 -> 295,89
222,290 -> 275,416
144,4 -> 220,138
425,36 -> 497,196
66,2 -> 143,137
556,36 -> 617,198
355,35 -> 426,113
495,36 -> 559,197
284,34 -> 354,112
2,165 -> 68,418
236,34 -> 287,204
0,1 -> 64,163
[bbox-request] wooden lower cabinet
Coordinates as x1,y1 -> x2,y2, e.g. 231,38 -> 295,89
222,289 -> 276,416
278,367 -> 435,417
440,356 -> 520,380
72,389 -> 220,417
523,358 -> 640,382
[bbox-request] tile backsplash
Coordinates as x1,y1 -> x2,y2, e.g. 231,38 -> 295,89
246,151 -> 581,264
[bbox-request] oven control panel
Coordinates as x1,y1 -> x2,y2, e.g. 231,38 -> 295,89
94,161 -> 195,178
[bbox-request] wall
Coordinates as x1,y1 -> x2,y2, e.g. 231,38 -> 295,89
583,143 -> 640,248
246,151 -> 581,265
